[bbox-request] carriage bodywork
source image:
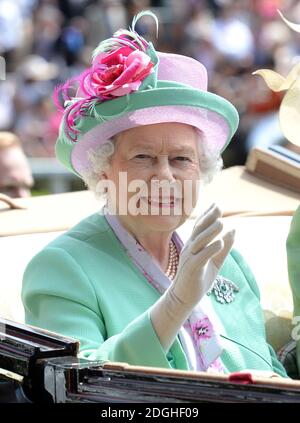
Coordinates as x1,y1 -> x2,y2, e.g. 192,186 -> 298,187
1,317 -> 300,403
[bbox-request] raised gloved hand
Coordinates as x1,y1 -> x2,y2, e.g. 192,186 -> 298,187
150,203 -> 235,352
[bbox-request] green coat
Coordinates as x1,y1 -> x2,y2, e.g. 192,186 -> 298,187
287,205 -> 300,374
22,213 -> 287,376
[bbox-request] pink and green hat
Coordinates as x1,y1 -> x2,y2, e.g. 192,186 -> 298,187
54,11 -> 239,178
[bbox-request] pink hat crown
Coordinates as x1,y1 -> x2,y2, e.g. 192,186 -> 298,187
157,52 -> 208,91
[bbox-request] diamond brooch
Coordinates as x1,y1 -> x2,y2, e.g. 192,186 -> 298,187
207,276 -> 239,304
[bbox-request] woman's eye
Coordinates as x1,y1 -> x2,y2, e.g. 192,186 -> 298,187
174,156 -> 192,162
134,154 -> 152,159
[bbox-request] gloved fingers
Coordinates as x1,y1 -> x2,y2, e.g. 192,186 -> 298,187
198,202 -> 216,220
212,229 -> 235,269
173,240 -> 224,306
191,238 -> 224,268
191,203 -> 219,237
191,204 -> 222,241
190,219 -> 223,254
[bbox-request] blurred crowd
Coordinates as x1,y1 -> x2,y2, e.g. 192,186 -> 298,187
0,0 -> 300,186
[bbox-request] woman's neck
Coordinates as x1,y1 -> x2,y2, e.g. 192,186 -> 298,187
117,216 -> 172,272
138,232 -> 172,271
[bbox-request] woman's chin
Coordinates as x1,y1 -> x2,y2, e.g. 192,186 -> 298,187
134,212 -> 185,232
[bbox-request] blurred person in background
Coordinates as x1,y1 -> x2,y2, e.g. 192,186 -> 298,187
32,3 -> 64,62
0,131 -> 33,198
211,1 -> 255,66
0,0 -> 25,71
14,55 -> 59,157
85,0 -> 128,47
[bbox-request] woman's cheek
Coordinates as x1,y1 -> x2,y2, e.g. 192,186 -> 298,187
176,165 -> 200,182
125,162 -> 154,180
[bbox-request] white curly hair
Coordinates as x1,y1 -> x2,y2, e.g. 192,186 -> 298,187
82,129 -> 223,199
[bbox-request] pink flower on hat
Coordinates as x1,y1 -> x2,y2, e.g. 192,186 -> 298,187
79,46 -> 154,100
54,25 -> 156,142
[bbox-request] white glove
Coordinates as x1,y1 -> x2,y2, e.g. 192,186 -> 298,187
150,203 -> 235,352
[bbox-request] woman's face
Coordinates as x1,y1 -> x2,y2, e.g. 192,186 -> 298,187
103,122 -> 201,234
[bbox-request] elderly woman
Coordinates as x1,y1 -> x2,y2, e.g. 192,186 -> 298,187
22,12 -> 287,377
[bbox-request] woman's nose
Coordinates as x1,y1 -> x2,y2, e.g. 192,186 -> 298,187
152,158 -> 175,182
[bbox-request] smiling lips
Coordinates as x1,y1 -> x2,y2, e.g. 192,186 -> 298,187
140,197 -> 181,208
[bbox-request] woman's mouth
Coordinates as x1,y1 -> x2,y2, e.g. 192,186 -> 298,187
140,197 -> 177,208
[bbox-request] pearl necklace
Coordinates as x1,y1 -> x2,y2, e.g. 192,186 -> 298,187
165,240 -> 179,280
